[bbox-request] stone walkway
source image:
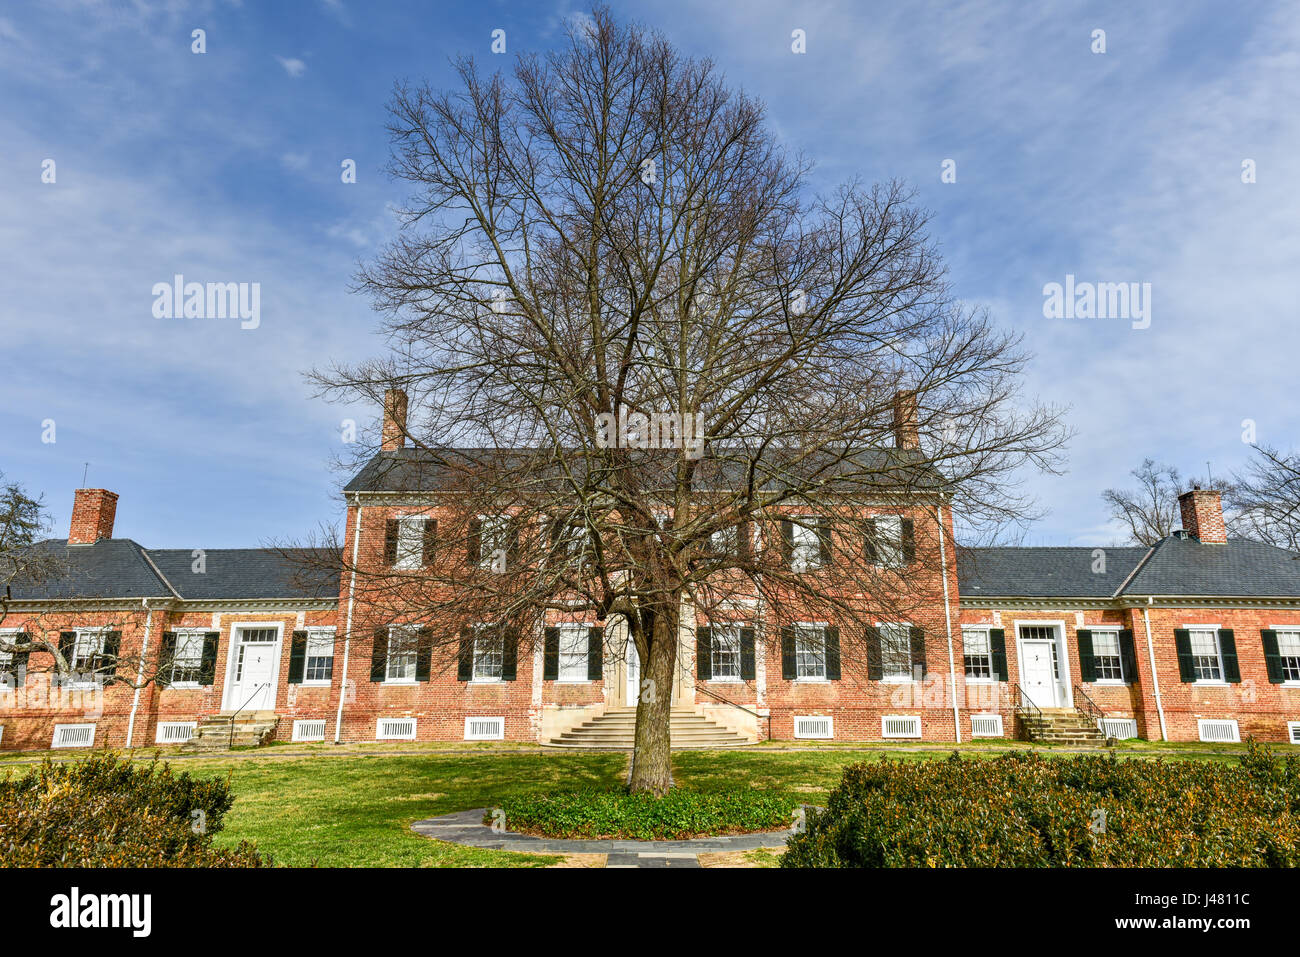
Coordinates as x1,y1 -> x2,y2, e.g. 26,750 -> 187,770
411,808 -> 793,868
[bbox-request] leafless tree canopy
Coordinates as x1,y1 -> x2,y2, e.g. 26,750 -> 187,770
306,7 -> 1068,792
1101,459 -> 1185,546
1227,445 -> 1300,551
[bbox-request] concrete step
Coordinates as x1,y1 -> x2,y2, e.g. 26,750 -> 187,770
546,709 -> 756,750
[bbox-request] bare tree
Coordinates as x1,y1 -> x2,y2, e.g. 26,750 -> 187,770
1226,445 -> 1300,551
305,7 -> 1067,793
1102,459 -> 1185,546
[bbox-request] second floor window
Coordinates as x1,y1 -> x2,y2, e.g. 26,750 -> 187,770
394,518 -> 425,570
790,520 -> 824,572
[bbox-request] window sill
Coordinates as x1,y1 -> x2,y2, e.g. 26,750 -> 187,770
302,680 -> 333,687
383,679 -> 418,686
169,682 -> 201,690
554,679 -> 591,685
965,677 -> 996,684
470,678 -> 503,684
793,677 -> 828,683
1193,680 -> 1228,687
881,676 -> 916,683
1091,680 -> 1129,686
707,677 -> 742,684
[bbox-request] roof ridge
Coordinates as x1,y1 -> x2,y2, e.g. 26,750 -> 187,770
136,545 -> 181,600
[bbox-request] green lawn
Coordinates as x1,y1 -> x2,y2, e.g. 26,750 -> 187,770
0,741 -> 1261,867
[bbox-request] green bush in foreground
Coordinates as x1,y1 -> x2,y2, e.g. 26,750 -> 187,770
0,753 -> 267,867
492,787 -> 800,840
782,742 -> 1300,867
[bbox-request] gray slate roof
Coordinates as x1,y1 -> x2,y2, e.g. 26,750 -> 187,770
1122,536 -> 1300,598
957,546 -> 1148,599
9,540 -> 339,602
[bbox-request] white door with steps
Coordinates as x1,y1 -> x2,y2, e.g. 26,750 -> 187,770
1019,639 -> 1059,709
227,627 -> 279,712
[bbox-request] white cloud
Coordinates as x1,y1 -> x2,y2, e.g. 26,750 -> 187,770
276,55 -> 306,78
281,151 -> 311,171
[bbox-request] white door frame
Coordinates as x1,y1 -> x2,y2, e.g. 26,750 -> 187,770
1012,619 -> 1072,708
220,622 -> 285,712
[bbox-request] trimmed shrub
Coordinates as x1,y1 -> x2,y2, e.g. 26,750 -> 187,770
492,787 -> 800,840
782,743 -> 1300,868
0,753 -> 267,867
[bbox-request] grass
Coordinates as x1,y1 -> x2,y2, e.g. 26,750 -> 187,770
0,740 -> 1263,866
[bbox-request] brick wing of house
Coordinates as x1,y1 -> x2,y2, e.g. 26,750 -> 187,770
4,414 -> 1300,751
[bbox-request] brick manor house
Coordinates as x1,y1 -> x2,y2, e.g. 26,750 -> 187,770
4,391 -> 1300,752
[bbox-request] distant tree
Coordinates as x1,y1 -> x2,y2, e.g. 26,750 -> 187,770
1102,459 -> 1184,546
1226,445 -> 1300,551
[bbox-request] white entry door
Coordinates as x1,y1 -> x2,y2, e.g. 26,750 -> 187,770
626,639 -> 640,706
1020,639 -> 1059,708
229,627 -> 278,712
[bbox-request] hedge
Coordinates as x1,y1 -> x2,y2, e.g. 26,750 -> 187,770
491,787 -> 800,840
0,753 -> 267,867
782,742 -> 1300,867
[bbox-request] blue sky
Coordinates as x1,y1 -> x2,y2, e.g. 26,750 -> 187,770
1,0 -> 1296,549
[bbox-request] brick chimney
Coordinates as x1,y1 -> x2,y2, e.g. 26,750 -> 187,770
381,388 -> 408,451
892,390 -> 919,450
69,488 -> 118,545
1178,486 -> 1226,544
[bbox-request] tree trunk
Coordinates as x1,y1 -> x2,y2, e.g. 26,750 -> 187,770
628,602 -> 679,795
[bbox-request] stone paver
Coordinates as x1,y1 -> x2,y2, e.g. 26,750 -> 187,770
411,808 -> 792,867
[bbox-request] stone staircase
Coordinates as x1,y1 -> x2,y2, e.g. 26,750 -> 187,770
1019,708 -> 1108,747
183,711 -> 280,751
546,708 -> 754,750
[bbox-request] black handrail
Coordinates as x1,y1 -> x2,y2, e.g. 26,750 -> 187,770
227,682 -> 269,750
1073,684 -> 1105,728
693,680 -> 771,741
1013,683 -> 1043,740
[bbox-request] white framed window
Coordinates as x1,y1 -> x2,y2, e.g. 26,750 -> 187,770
879,622 -> 911,681
1277,630 -> 1300,683
464,716 -> 504,740
304,627 -> 335,684
710,525 -> 739,556
376,717 -> 417,740
557,624 -> 588,682
386,625 -> 419,683
790,519 -> 823,572
1091,629 -> 1124,682
794,623 -> 826,679
1189,628 -> 1223,683
963,628 -> 992,680
394,517 -> 426,570
69,629 -> 107,685
473,625 -> 504,681
155,721 -> 196,744
0,631 -> 17,692
711,625 -> 741,681
794,715 -> 833,739
53,723 -> 96,748
169,630 -> 205,687
872,515 -> 905,568
477,514 -> 511,568
292,719 -> 327,742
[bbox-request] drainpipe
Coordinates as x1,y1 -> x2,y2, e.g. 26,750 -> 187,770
936,505 -> 962,743
125,597 -> 156,749
1141,599 -> 1168,742
334,496 -> 363,744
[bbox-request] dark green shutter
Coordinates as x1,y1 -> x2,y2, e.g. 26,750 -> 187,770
59,631 -> 75,672
501,627 -> 517,681
422,519 -> 437,566
587,627 -> 603,680
371,628 -> 389,682
696,626 -> 712,681
198,632 -> 219,686
816,518 -> 832,567
865,626 -> 883,680
1262,629 -> 1284,684
1118,629 -> 1138,684
287,630 -> 308,684
739,628 -> 756,680
900,517 -> 916,563
383,519 -> 399,566
1174,629 -> 1195,683
157,631 -> 177,688
989,628 -> 1008,681
780,520 -> 794,566
99,631 -> 121,682
780,626 -> 796,680
467,518 -> 482,565
415,627 -> 433,681
543,627 -> 559,680
825,627 -> 841,680
863,518 -> 879,563
457,629 -> 473,681
1219,629 -> 1240,683
1077,630 -> 1096,683
909,626 -> 926,679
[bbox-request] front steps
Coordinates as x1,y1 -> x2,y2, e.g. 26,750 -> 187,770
1019,708 -> 1108,747
183,711 -> 279,751
546,708 -> 755,750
